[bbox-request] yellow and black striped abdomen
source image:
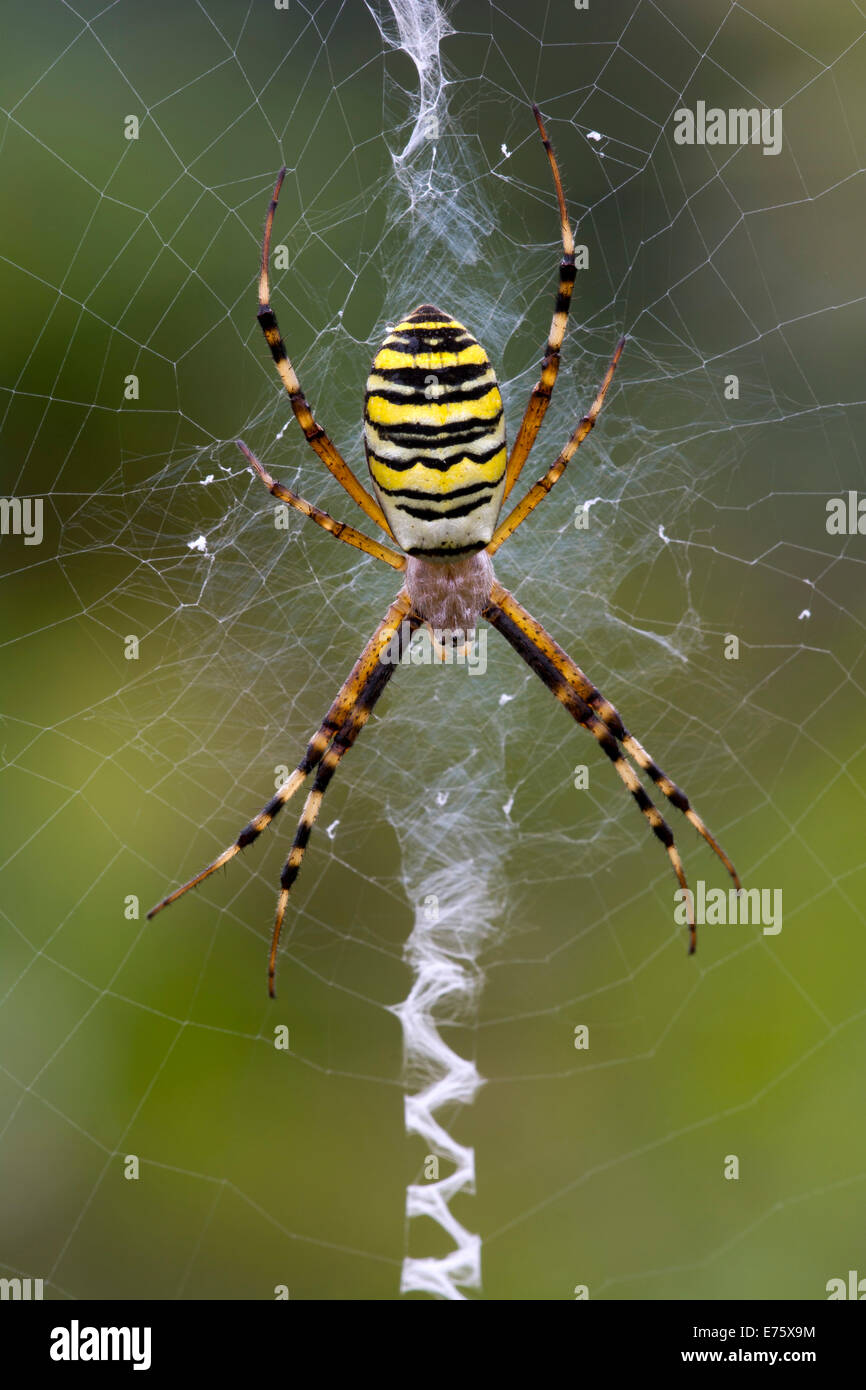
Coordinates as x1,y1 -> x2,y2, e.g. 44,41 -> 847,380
364,306 -> 507,559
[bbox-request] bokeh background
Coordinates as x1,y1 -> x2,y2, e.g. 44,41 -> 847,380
1,0 -> 864,1300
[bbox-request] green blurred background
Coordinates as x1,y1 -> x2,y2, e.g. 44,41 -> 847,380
1,0 -> 864,1300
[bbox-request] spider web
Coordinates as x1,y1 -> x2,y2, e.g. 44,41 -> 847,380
1,0 -> 865,1302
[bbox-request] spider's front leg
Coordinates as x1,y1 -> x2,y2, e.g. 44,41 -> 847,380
256,168 -> 393,537
504,105 -> 579,500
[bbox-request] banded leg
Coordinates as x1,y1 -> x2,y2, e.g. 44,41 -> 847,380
267,612 -> 420,995
256,167 -> 392,537
488,336 -> 625,555
484,591 -> 736,951
503,105 -> 577,500
147,590 -> 413,920
488,580 -> 740,888
237,440 -> 406,571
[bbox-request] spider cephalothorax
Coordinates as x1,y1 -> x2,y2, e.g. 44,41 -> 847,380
149,106 -> 740,995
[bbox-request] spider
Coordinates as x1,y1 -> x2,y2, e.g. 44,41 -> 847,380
148,106 -> 740,996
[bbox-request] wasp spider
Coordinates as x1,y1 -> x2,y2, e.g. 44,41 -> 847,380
149,107 -> 740,995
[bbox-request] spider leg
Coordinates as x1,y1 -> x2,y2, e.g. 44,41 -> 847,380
147,590 -> 414,921
237,440 -> 406,571
487,335 -> 625,556
256,167 -> 393,538
503,104 -> 577,501
484,587 -> 740,951
267,610 -> 419,995
488,581 -> 741,888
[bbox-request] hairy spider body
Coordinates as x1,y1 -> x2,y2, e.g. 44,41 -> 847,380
148,106 -> 740,995
404,550 -> 494,632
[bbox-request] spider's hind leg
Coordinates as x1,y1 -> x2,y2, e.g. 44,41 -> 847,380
147,590 -> 415,923
489,582 -> 741,889
484,582 -> 740,951
266,610 -> 420,995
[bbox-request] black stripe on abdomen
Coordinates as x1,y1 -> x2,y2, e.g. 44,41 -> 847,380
369,363 -> 492,391
369,414 -> 503,445
366,378 -> 497,407
380,479 -> 497,502
394,495 -> 492,522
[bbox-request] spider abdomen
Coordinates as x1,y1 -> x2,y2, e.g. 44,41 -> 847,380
364,305 -> 507,559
